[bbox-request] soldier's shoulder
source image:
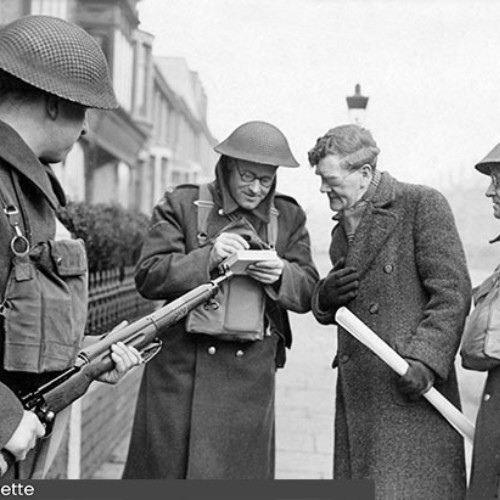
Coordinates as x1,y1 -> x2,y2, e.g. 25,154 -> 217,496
164,183 -> 199,197
274,192 -> 301,207
168,183 -> 199,192
159,184 -> 200,207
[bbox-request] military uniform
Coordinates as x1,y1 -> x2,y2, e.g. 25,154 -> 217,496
123,157 -> 318,478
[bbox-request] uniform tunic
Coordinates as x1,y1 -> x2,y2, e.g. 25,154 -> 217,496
312,172 -> 471,500
0,120 -> 67,479
123,179 -> 318,479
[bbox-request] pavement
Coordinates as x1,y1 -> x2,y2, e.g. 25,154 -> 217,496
92,307 -> 483,481
92,309 -> 337,480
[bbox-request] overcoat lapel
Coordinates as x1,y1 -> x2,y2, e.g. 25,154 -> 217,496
345,172 -> 399,279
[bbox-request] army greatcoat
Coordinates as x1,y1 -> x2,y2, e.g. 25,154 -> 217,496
123,174 -> 318,479
312,172 -> 471,500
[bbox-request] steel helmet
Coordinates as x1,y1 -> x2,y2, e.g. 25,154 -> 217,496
475,143 -> 500,175
0,15 -> 117,109
214,121 -> 299,167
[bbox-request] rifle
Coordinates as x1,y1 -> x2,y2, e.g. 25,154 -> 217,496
0,272 -> 232,475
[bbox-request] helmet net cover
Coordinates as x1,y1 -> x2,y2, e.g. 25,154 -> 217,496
0,15 -> 117,109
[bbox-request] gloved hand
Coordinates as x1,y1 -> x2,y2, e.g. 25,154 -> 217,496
318,257 -> 360,311
397,359 -> 435,401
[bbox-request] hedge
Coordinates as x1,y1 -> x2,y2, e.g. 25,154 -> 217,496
57,201 -> 150,273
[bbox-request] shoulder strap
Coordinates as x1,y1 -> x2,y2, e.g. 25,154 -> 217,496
193,182 -> 279,248
0,172 -> 30,256
193,183 -> 214,246
268,206 -> 279,248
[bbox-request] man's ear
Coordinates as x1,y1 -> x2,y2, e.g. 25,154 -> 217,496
359,163 -> 374,185
45,94 -> 59,121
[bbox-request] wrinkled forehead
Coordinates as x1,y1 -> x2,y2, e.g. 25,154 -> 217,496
315,154 -> 348,175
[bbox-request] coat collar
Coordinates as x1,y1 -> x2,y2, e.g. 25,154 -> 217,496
0,120 -> 66,209
345,171 -> 399,278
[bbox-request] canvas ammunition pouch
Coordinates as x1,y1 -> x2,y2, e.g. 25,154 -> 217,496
185,183 -> 278,342
0,175 -> 88,373
460,265 -> 500,371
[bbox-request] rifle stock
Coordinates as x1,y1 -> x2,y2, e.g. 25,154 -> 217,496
0,272 -> 231,474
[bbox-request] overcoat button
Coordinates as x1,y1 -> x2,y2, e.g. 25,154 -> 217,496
208,346 -> 216,355
218,208 -> 224,216
369,303 -> 379,314
235,350 -> 244,358
484,393 -> 491,402
384,264 -> 393,274
340,354 -> 350,363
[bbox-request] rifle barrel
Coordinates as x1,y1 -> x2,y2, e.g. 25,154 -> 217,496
77,273 -> 230,365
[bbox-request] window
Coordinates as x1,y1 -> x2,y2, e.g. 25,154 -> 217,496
112,29 -> 134,111
31,0 -> 68,18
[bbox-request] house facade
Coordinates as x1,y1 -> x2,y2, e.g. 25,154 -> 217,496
0,0 -> 217,213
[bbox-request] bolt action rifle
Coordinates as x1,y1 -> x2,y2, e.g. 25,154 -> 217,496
0,271 -> 232,475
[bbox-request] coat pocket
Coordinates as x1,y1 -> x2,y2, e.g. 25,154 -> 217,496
2,239 -> 88,373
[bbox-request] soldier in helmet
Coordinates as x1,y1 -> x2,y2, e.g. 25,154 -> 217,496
465,143 -> 500,499
0,15 -> 141,479
123,121 -> 319,479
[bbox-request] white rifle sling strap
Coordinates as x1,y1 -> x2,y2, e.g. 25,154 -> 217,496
195,183 -> 215,246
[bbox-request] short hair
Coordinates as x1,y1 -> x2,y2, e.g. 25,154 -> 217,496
308,124 -> 380,170
0,70 -> 44,104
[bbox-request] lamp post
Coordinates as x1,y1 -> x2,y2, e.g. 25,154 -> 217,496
346,83 -> 369,126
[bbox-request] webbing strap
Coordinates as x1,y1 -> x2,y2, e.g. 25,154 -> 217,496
0,172 -> 30,256
193,183 -> 214,246
193,183 -> 279,247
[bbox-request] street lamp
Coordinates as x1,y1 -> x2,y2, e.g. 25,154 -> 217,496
346,83 -> 369,126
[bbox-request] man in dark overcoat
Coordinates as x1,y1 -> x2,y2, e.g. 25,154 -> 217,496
123,121 -> 319,479
308,124 -> 471,500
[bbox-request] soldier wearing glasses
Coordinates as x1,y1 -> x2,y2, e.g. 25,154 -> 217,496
309,124 -> 471,499
123,121 -> 318,479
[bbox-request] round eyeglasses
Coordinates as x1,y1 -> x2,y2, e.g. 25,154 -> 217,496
235,164 -> 275,187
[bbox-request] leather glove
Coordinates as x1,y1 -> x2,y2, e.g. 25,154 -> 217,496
397,359 -> 435,401
318,257 -> 360,311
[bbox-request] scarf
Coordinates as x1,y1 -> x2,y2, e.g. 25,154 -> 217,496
334,169 -> 381,243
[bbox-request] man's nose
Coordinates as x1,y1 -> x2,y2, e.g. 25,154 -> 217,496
248,179 -> 262,192
320,179 -> 331,193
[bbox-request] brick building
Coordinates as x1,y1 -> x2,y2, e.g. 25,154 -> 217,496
0,0 -> 217,211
